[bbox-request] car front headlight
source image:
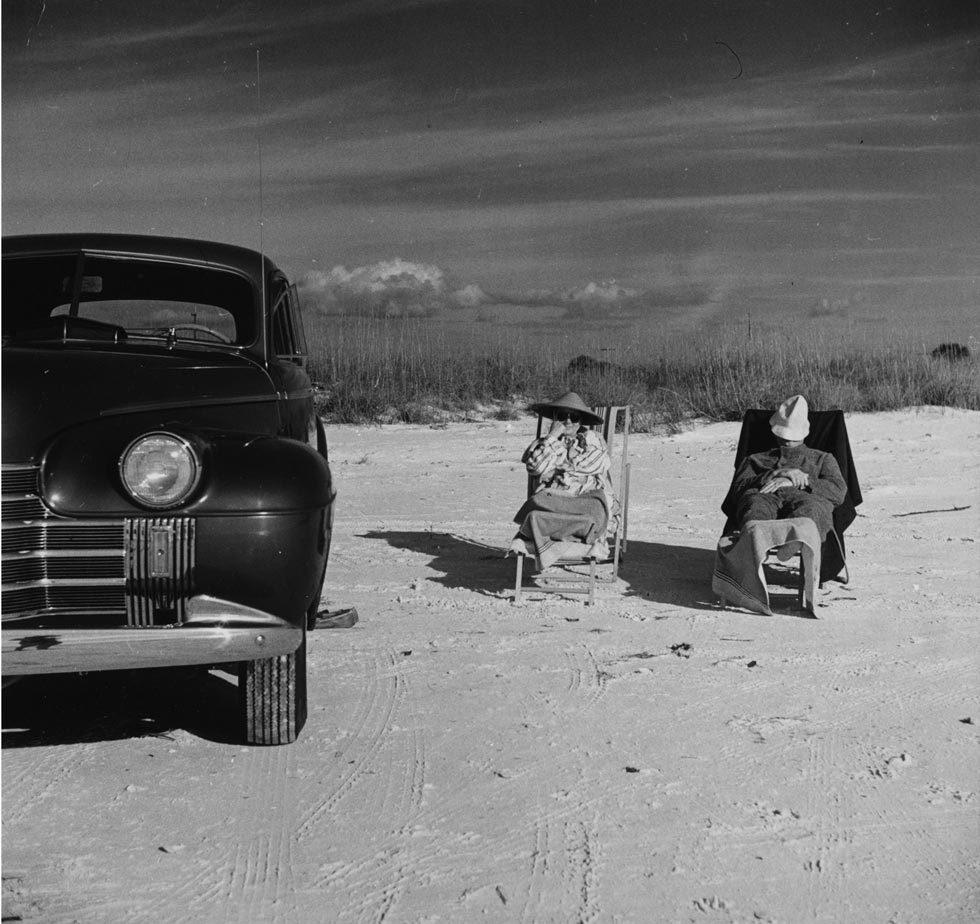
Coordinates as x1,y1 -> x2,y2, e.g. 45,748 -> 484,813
120,432 -> 201,508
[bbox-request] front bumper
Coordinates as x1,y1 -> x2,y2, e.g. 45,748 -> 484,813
1,594 -> 302,676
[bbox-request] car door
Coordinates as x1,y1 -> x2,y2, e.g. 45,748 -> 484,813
269,278 -> 315,442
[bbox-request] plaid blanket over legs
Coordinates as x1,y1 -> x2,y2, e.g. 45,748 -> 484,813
712,517 -> 822,616
511,489 -> 609,571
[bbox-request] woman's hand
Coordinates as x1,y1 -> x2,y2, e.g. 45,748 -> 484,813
547,418 -> 577,441
547,419 -> 567,439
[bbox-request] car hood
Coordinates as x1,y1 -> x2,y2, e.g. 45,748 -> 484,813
2,343 -> 279,462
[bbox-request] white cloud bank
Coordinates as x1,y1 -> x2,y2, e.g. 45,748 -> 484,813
297,258 -> 490,317
565,281 -> 640,304
297,257 -> 712,322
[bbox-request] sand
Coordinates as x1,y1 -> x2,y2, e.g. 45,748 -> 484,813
3,407 -> 978,923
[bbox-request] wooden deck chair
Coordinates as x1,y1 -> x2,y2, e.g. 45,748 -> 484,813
513,405 -> 631,605
716,408 -> 862,611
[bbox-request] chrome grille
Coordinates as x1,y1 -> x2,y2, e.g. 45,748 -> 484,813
2,463 -> 195,625
3,522 -> 126,553
3,552 -> 125,583
2,467 -> 39,494
3,584 -> 127,617
125,518 -> 196,627
2,496 -> 47,519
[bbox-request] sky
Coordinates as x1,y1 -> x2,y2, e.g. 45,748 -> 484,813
3,1 -> 978,338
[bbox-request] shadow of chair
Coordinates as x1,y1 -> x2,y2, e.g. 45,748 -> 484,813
616,539 -> 722,611
359,530 -> 514,597
364,530 -> 726,612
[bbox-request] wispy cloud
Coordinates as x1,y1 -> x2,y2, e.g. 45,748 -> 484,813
3,2 -> 976,329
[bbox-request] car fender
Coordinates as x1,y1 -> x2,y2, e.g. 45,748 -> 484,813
41,418 -> 334,517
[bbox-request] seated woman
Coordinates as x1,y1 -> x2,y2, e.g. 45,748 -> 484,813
511,391 -> 613,571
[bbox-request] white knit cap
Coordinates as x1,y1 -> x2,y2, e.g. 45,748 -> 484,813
769,394 -> 810,441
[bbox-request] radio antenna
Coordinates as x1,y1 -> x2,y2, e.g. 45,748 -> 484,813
255,48 -> 268,357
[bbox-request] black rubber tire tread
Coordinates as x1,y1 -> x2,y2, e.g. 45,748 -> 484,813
239,631 -> 307,745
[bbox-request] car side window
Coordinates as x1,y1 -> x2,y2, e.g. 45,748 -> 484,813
271,284 -> 308,365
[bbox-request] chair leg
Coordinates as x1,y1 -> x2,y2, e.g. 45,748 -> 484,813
514,555 -> 524,603
797,553 -> 806,609
588,558 -> 596,606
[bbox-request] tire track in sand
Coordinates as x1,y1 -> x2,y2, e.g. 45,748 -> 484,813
312,763 -> 630,924
118,739 -> 302,924
2,740 -> 105,827
522,642 -> 608,721
519,820 -> 551,924
800,660 -> 850,924
306,633 -> 641,922
798,657 -> 968,919
519,813 -> 602,924
295,649 -> 406,843
298,648 -> 429,924
200,745 -> 300,924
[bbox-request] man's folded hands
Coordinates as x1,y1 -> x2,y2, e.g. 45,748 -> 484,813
760,467 -> 810,492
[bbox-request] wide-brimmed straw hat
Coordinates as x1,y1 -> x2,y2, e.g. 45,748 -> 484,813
530,391 -> 604,426
769,394 -> 810,441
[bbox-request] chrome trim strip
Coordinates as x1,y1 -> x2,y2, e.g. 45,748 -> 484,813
1,578 -> 127,591
2,549 -> 126,561
2,624 -> 302,675
101,393 -> 278,416
183,594 -> 295,627
2,518 -> 127,530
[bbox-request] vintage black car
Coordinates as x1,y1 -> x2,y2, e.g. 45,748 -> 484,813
2,233 -> 335,745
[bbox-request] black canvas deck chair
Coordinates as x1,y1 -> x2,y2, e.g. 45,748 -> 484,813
512,406 -> 631,605
716,408 -> 862,611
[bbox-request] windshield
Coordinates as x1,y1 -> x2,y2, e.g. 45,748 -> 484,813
2,252 -> 259,346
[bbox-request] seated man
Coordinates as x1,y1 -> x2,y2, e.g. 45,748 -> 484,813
730,394 -> 846,540
512,391 -> 613,571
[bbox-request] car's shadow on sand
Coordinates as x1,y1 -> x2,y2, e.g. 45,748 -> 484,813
2,667 -> 241,749
361,530 -> 723,611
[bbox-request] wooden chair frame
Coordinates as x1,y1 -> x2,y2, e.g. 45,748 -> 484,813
513,405 -> 631,605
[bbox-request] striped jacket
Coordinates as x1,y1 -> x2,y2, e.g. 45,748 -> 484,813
522,428 -> 612,502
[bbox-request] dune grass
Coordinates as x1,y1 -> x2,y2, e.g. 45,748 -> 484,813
304,314 -> 979,429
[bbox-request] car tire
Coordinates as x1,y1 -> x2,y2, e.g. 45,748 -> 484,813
239,629 -> 308,745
